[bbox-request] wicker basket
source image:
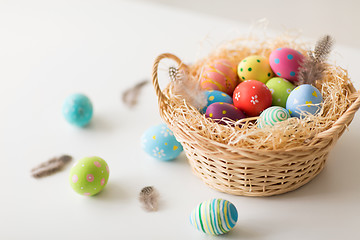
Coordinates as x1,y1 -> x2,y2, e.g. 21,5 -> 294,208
152,48 -> 360,197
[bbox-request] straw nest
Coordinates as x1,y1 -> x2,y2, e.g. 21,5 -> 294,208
152,34 -> 360,196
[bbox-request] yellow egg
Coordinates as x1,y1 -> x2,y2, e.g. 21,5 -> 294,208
237,55 -> 274,83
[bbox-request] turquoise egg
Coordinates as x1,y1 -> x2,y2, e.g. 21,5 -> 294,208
190,199 -> 238,235
286,84 -> 323,118
62,93 -> 93,127
201,90 -> 233,113
258,106 -> 291,128
141,124 -> 183,161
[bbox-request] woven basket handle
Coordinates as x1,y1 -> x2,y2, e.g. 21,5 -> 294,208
152,53 -> 188,105
315,90 -> 360,140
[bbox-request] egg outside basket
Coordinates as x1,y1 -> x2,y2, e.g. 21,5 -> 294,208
151,39 -> 360,197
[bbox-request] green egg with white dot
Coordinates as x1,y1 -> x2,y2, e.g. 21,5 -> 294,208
265,77 -> 295,108
258,106 -> 291,128
69,156 -> 110,196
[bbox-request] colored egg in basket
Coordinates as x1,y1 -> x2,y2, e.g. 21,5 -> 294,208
233,80 -> 272,117
69,156 -> 110,196
200,59 -> 238,95
269,47 -> 304,82
237,55 -> 274,83
286,84 -> 323,118
258,106 -> 291,128
205,102 -> 246,125
141,123 -> 183,161
266,77 -> 295,108
190,199 -> 238,235
62,93 -> 93,127
200,90 -> 233,113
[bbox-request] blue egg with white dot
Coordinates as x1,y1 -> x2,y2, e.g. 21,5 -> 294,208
200,90 -> 233,113
286,84 -> 323,118
141,124 -> 183,161
62,93 -> 93,127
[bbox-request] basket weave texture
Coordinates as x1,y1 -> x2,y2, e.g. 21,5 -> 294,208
152,39 -> 360,197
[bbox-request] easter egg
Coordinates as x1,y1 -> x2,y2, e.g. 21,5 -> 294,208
233,80 -> 272,117
62,93 -> 93,127
190,199 -> 238,235
269,48 -> 304,82
200,59 -> 238,95
265,77 -> 295,108
69,156 -> 110,196
237,55 -> 274,83
141,124 -> 183,161
258,106 -> 291,128
201,90 -> 233,113
205,102 -> 246,125
286,84 -> 323,118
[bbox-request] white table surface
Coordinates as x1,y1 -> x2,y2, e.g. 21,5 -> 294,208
0,1 -> 359,239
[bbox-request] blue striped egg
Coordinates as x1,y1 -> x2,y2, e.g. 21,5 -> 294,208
190,199 -> 238,235
286,84 -> 323,118
141,124 -> 183,161
258,106 -> 291,128
200,90 -> 233,113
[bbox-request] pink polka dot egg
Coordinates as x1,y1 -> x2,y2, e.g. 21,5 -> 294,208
269,48 -> 304,82
69,156 -> 110,196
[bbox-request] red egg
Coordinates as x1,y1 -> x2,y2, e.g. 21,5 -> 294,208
233,80 -> 272,117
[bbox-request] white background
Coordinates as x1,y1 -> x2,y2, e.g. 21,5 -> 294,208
139,0 -> 360,49
0,0 -> 359,239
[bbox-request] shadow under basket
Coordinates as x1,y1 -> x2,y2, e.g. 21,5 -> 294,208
152,49 -> 360,197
